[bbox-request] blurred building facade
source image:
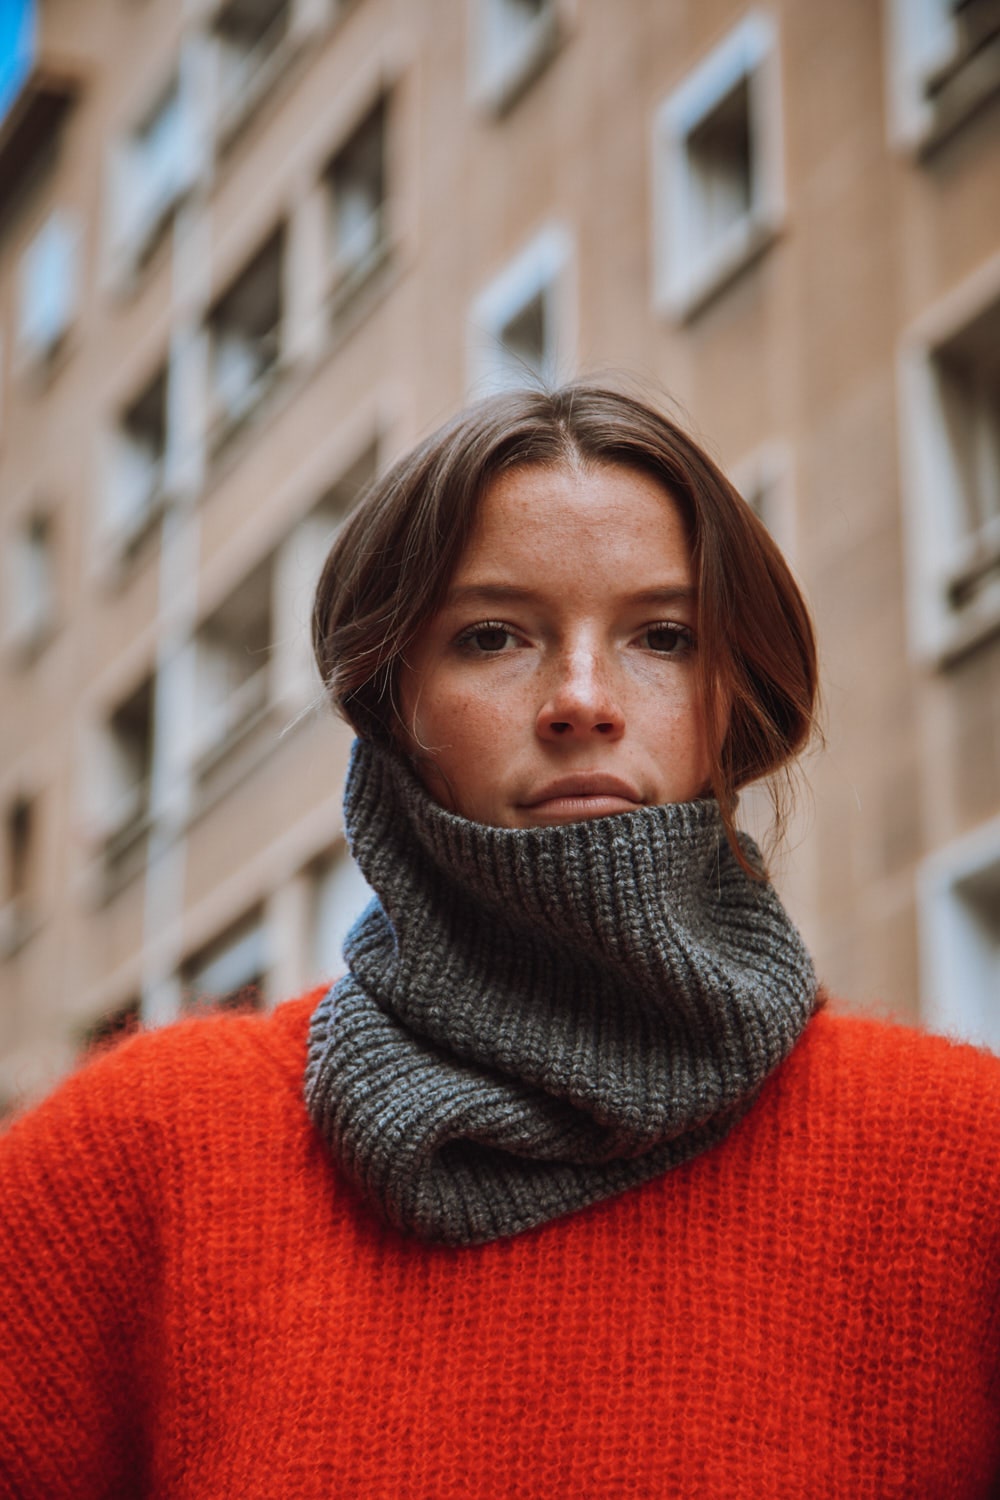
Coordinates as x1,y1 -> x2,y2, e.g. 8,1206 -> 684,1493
1,0 -> 998,1109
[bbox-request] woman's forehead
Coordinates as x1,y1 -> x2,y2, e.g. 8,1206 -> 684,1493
465,461 -> 688,551
447,462 -> 694,602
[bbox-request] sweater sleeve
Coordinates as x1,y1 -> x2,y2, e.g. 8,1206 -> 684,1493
0,1035 -> 163,1499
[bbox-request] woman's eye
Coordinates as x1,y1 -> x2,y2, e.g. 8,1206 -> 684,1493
642,622 -> 692,654
458,622 -> 517,654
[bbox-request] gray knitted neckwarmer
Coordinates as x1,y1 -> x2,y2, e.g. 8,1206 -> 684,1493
304,739 -> 818,1247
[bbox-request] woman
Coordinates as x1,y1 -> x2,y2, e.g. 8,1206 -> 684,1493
2,386 -> 998,1496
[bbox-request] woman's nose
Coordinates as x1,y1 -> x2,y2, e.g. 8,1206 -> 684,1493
535,650 -> 625,741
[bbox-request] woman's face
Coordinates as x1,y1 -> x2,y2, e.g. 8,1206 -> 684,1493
397,461 -> 712,828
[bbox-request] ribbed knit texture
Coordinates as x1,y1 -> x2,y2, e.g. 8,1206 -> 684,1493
2,997 -> 999,1497
304,739 -> 818,1244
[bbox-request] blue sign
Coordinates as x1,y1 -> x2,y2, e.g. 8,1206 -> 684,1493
0,0 -> 37,130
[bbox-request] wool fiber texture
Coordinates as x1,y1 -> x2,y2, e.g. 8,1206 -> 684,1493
304,739 -> 819,1244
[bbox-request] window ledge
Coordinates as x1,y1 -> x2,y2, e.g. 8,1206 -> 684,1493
930,578 -> 1000,668
2,612 -> 59,669
206,359 -> 286,463
97,484 -> 171,590
908,33 -> 1000,157
97,806 -> 153,903
474,8 -> 561,117
191,677 -> 272,781
215,27 -> 307,157
14,327 -> 77,395
0,899 -> 41,961
663,213 -> 781,324
327,236 -> 394,328
189,697 -> 290,828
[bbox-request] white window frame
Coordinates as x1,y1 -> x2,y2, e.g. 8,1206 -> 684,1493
0,790 -> 40,960
107,68 -> 200,287
654,11 -> 784,321
210,0 -> 332,150
325,92 -> 392,315
103,357 -> 174,560
16,211 -> 80,371
92,676 -> 157,865
919,811 -> 1000,1053
470,0 -> 561,115
310,842 -> 373,984
883,0 -> 1000,152
897,249 -> 1000,664
2,508 -> 56,657
272,441 -> 377,710
205,226 -> 288,458
189,556 -> 276,775
729,439 -> 798,567
183,913 -> 270,1008
468,222 -> 575,397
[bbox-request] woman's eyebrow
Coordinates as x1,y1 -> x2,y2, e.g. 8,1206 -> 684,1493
445,583 -> 698,607
628,587 -> 698,608
445,583 -> 543,606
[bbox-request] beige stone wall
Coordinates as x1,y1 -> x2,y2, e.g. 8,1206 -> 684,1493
1,0 -> 998,1110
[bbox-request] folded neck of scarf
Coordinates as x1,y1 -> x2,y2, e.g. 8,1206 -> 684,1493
304,738 -> 819,1247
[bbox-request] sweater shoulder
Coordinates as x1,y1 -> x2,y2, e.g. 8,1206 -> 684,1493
804,1004 -> 1000,1084
2,986 -> 325,1153
785,1005 -> 1000,1161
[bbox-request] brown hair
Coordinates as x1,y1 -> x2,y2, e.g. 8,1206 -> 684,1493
313,384 -> 818,869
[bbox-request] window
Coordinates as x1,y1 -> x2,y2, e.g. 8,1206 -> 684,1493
108,362 -> 171,554
468,223 -> 573,395
472,0 -> 559,113
919,814 -> 1000,1052
0,795 -> 38,957
111,74 -> 198,277
326,96 -> 389,308
82,996 -> 141,1054
212,0 -> 296,147
206,228 -> 286,454
183,911 -> 268,1009
16,211 -> 79,368
100,675 -> 155,877
730,441 -> 797,562
310,845 -> 373,983
3,511 -> 56,655
885,0 -> 1000,150
272,442 -> 377,706
191,556 -> 274,773
654,12 -> 784,319
899,272 -> 1000,660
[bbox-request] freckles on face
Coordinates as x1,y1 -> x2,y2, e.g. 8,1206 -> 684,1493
397,461 -> 712,828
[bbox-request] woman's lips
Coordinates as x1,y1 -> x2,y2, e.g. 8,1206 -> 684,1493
519,776 -> 643,820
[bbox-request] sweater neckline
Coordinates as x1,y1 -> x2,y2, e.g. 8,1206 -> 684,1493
304,739 -> 818,1246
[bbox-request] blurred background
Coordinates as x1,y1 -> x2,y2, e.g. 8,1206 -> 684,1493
1,0 -> 998,1111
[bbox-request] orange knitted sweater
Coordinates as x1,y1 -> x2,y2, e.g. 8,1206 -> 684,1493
2,992 -> 999,1498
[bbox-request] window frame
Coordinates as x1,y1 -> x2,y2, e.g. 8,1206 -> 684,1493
106,65 -> 200,290
919,811 -> 1000,1054
2,505 -> 57,660
0,792 -> 40,960
15,209 -> 80,375
469,0 -> 562,116
324,91 -> 393,318
467,222 -> 575,397
896,249 -> 1000,664
188,552 -> 277,777
204,223 -> 289,460
653,11 -> 785,322
729,439 -> 798,567
883,0 -> 1000,153
102,354 -> 175,566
